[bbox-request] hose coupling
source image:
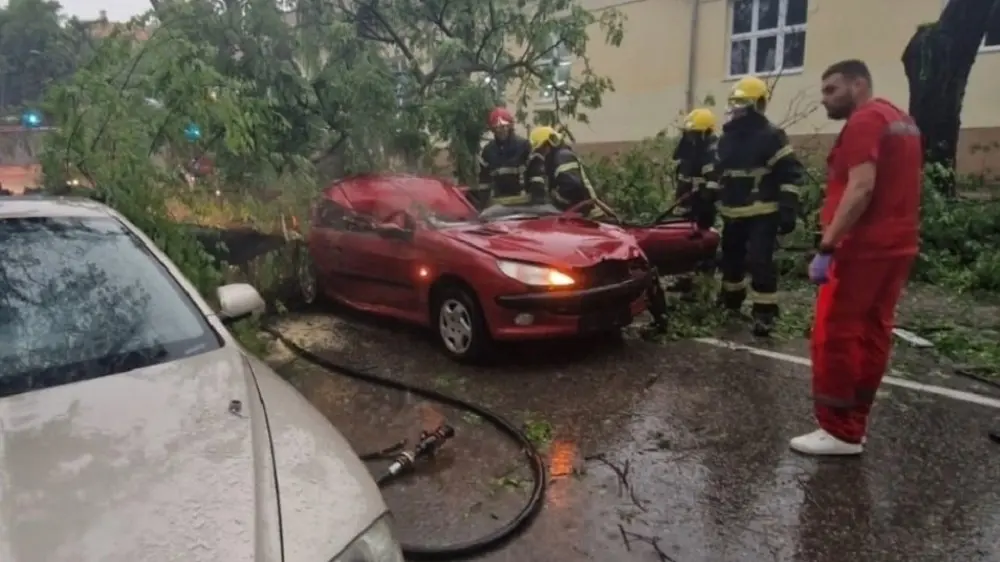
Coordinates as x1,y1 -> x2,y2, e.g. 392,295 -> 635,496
386,451 -> 416,477
414,424 -> 456,460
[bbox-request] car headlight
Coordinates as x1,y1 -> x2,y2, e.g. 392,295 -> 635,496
496,259 -> 575,287
332,516 -> 404,562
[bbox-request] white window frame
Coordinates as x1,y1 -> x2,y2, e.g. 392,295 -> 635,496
943,0 -> 1000,53
727,0 -> 807,79
537,34 -> 572,104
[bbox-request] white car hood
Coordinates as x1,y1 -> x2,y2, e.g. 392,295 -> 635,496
0,347 -> 265,562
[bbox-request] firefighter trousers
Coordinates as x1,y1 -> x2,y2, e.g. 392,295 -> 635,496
811,255 -> 914,443
718,214 -> 780,318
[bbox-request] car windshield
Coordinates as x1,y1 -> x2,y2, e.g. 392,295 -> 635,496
0,216 -> 221,398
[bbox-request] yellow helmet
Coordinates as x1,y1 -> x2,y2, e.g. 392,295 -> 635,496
683,108 -> 716,132
529,126 -> 561,150
728,76 -> 769,110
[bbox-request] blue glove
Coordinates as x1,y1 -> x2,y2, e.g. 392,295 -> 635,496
809,252 -> 833,284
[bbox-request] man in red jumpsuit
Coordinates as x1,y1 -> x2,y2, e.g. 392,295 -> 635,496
790,59 -> 922,456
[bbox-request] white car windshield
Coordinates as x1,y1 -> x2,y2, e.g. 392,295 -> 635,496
0,216 -> 221,397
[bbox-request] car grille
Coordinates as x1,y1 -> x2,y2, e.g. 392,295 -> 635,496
577,258 -> 648,288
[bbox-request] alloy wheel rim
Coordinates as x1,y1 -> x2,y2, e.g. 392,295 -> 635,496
439,299 -> 473,354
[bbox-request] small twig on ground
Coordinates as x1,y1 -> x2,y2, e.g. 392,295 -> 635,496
618,523 -> 631,551
584,453 -> 648,512
619,528 -> 678,562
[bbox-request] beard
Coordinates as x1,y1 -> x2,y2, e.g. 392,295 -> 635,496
825,101 -> 854,120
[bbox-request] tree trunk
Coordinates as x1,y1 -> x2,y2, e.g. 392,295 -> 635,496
901,0 -> 998,196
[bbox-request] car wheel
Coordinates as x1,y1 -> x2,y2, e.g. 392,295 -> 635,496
297,248 -> 320,306
433,285 -> 490,363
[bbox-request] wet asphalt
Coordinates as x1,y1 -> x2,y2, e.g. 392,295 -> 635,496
266,310 -> 1000,562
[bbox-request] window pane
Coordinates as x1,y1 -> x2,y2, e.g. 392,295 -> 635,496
555,63 -> 572,86
730,39 -> 751,76
785,0 -> 808,26
755,36 -> 777,73
538,63 -> 555,99
757,0 -> 779,30
732,0 -> 753,34
0,217 -> 219,389
783,30 -> 806,68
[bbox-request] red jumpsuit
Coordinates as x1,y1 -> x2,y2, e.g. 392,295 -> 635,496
812,98 -> 922,443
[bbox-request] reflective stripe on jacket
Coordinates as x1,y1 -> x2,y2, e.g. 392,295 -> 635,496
478,136 -> 532,204
545,146 -> 605,218
714,112 -> 803,219
673,133 -> 720,207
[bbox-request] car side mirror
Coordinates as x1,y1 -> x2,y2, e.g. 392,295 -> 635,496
217,283 -> 266,324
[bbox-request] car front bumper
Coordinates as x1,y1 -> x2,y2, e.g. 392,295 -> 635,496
487,270 -> 654,340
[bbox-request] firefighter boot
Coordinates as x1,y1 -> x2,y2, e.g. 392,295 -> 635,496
717,287 -> 746,318
751,304 -> 778,337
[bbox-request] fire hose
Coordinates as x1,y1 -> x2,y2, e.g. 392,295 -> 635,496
261,326 -> 547,561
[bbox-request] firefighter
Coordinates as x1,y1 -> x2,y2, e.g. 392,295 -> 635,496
525,126 -> 606,219
713,76 -> 804,337
475,107 -> 534,209
527,125 -> 670,332
667,107 -> 720,293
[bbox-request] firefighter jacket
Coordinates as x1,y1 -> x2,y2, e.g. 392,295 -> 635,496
523,152 -> 549,205
711,112 -> 803,224
533,145 -> 606,218
478,135 -> 533,205
672,133 -> 720,222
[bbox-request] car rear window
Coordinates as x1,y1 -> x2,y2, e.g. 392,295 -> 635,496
0,216 -> 221,397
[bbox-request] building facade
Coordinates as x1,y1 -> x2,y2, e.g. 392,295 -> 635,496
555,0 -> 1000,174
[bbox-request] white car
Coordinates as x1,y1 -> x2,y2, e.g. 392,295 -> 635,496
0,197 -> 403,562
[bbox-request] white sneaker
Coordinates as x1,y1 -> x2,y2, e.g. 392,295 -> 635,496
789,429 -> 864,456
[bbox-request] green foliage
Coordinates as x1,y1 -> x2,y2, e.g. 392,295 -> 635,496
144,0 -> 624,184
916,164 -> 1000,292
0,0 -> 85,110
40,25 -> 267,295
587,134 -> 676,222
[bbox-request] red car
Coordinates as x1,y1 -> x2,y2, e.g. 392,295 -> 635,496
297,174 -> 717,362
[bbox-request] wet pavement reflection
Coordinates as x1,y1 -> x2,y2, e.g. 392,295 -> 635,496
268,312 -> 1000,562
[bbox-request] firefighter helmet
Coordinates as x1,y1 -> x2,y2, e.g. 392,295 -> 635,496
488,107 -> 514,128
728,76 -> 769,110
528,126 -> 561,150
683,108 -> 717,132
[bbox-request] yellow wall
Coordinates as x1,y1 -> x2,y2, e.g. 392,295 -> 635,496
538,0 -> 695,144
573,0 -> 1000,144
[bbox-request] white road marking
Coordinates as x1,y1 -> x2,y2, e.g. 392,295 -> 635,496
694,337 -> 1000,409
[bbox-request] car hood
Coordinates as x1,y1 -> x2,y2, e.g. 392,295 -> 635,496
443,216 -> 642,266
0,347 -> 268,562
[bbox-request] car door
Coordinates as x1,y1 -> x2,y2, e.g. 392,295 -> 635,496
333,210 -> 418,312
362,225 -> 422,314
307,199 -> 349,298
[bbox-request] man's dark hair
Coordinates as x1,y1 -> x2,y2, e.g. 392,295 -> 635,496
822,59 -> 872,85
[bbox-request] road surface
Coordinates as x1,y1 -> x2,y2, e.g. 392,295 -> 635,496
266,310 -> 1000,562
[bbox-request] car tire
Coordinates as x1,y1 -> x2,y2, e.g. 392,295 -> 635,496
432,284 -> 491,363
296,246 -> 322,307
